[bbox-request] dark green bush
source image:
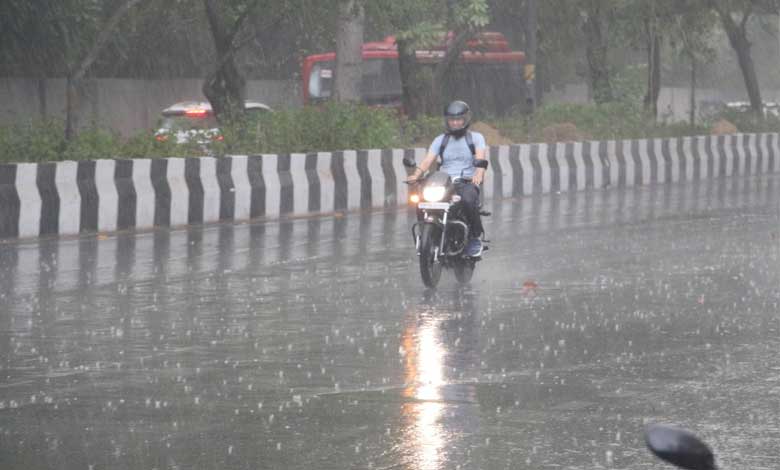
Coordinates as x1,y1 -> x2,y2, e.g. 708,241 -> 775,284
212,102 -> 402,155
0,119 -> 68,163
399,114 -> 441,147
120,131 -> 204,159
61,127 -> 122,161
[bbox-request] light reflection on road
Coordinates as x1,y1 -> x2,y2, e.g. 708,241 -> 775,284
401,291 -> 481,470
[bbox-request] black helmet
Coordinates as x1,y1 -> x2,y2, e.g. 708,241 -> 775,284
444,100 -> 472,137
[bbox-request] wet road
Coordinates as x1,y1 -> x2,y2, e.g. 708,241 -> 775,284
1,175 -> 780,470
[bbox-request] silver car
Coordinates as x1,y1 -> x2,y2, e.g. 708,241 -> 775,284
154,100 -> 273,145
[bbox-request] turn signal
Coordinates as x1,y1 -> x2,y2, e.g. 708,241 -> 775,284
410,194 -> 420,204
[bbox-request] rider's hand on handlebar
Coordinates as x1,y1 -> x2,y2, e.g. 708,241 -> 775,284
472,171 -> 484,185
406,170 -> 422,183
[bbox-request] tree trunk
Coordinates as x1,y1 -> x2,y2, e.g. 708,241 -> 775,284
202,59 -> 246,123
38,78 -> 47,119
202,0 -> 248,122
433,30 -> 473,107
65,76 -> 78,141
643,22 -> 661,120
334,0 -> 364,103
397,39 -> 421,118
64,0 -> 143,140
525,0 -> 539,113
582,1 -> 613,104
716,7 -> 762,119
689,54 -> 697,126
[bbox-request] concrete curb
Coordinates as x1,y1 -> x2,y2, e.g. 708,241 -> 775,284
1,133 -> 778,240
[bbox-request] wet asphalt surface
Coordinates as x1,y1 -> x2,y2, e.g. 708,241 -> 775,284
1,175 -> 780,470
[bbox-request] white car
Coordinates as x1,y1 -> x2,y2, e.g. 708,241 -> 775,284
155,100 -> 273,145
723,101 -> 780,118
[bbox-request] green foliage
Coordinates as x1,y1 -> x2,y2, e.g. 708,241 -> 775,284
61,127 -> 122,161
0,0 -> 98,76
213,102 -> 402,154
399,115 -> 442,146
5,104 -> 779,164
612,65 -> 647,105
0,119 -> 205,163
0,119 -> 67,162
453,0 -> 490,29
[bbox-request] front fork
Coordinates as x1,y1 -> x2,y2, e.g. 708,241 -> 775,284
437,212 -> 448,262
412,211 -> 448,263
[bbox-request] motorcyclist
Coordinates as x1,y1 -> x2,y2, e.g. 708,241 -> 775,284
406,100 -> 487,257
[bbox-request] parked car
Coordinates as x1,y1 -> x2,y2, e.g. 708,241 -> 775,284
154,100 -> 273,146
726,100 -> 780,117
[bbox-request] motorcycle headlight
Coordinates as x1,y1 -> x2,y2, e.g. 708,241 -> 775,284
423,185 -> 446,202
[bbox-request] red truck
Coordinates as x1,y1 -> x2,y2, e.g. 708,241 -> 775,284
302,32 -> 526,115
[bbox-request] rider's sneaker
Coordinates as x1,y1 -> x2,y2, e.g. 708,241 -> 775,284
465,238 -> 483,257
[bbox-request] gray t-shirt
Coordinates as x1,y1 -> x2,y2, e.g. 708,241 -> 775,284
428,132 -> 487,179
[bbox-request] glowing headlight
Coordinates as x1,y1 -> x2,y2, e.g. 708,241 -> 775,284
423,185 -> 446,202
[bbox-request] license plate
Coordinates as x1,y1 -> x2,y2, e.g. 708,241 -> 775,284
418,202 -> 451,211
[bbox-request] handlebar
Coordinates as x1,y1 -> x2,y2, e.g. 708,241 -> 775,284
405,177 -> 475,184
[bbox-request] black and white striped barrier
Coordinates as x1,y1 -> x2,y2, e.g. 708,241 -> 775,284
0,133 -> 778,240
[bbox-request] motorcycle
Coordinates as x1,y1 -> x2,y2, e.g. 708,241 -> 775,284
402,156 -> 490,288
645,424 -> 717,470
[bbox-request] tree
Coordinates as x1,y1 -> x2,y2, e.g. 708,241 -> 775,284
334,0 -> 365,102
668,0 -> 717,125
534,0 -> 582,98
0,0 -> 82,118
0,0 -> 144,138
433,0 -> 490,105
613,0 -> 680,119
709,0 -> 767,118
580,0 -> 615,103
201,0 -> 262,123
368,0 -> 442,117
375,4 -> 440,117
200,0 -> 339,120
0,0 -> 77,78
65,0 -> 145,139
639,2 -> 663,118
367,0 -> 490,118
524,0 -> 539,112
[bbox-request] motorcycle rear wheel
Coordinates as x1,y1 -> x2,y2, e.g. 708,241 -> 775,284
419,224 -> 442,288
454,259 -> 475,284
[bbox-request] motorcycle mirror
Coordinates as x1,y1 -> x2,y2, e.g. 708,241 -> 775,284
645,424 -> 717,470
474,159 -> 488,169
402,157 -> 417,168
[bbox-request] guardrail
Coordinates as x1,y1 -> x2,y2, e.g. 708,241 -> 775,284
1,133 -> 778,240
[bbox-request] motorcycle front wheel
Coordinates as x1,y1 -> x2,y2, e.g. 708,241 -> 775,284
419,224 -> 442,288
